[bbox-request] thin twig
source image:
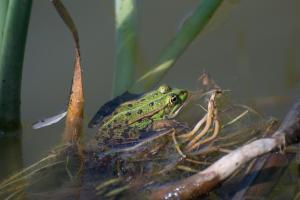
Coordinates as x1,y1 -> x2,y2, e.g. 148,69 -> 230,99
185,92 -> 217,150
176,165 -> 199,173
187,107 -> 220,151
179,114 -> 207,139
223,110 -> 249,128
96,178 -> 122,191
105,185 -> 130,197
172,129 -> 186,158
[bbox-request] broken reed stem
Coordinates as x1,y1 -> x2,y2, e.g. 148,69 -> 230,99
51,0 -> 84,143
63,48 -> 84,143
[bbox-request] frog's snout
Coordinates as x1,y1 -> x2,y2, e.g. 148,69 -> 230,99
179,90 -> 189,102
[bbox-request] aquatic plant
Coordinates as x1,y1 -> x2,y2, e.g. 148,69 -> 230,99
0,0 -> 32,131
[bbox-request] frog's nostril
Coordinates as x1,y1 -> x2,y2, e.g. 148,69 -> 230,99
180,91 -> 188,99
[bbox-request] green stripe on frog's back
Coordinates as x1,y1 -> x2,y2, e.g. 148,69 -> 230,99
117,90 -> 161,112
117,84 -> 175,112
100,90 -> 171,130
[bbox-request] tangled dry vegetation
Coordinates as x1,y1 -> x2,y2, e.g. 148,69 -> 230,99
1,76 -> 299,200
0,84 -> 283,200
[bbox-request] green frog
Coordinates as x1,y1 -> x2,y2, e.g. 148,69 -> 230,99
89,85 -> 189,146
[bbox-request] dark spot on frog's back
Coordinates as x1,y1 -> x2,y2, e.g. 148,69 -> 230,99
149,102 -> 154,106
137,109 -> 143,114
126,112 -> 131,116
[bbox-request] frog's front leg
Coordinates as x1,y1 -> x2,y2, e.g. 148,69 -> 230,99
150,119 -> 182,131
150,120 -> 187,158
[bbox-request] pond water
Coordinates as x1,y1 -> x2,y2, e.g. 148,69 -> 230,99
1,0 -> 300,199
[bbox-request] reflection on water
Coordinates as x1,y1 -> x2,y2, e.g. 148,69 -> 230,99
0,131 -> 23,182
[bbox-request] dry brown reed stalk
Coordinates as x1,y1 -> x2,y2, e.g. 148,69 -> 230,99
51,0 -> 84,144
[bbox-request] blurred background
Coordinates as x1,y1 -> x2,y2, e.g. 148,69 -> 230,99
17,0 -> 300,169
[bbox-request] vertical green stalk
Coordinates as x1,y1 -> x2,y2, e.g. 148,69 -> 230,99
130,0 -> 223,93
0,1 -> 9,46
113,0 -> 137,97
0,0 -> 32,131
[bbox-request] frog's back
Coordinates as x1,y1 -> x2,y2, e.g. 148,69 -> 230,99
89,88 -> 164,129
88,92 -> 141,128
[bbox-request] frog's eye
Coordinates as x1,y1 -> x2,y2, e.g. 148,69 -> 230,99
170,94 -> 178,104
158,84 -> 171,94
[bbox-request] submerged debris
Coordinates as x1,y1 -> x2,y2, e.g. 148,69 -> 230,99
0,86 -> 273,200
1,74 -> 290,199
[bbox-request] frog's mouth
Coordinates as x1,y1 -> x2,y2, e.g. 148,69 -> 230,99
168,103 -> 185,119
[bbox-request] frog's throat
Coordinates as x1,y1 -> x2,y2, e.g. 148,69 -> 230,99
167,103 -> 185,119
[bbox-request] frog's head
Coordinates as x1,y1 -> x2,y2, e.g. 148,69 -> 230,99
157,85 -> 188,119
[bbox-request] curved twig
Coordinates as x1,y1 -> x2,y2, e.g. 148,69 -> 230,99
188,119 -> 221,151
178,114 -> 207,140
185,92 -> 216,150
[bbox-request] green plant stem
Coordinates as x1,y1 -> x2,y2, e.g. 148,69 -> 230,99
0,0 -> 32,131
113,0 -> 137,97
130,0 -> 223,93
0,1 -> 9,47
